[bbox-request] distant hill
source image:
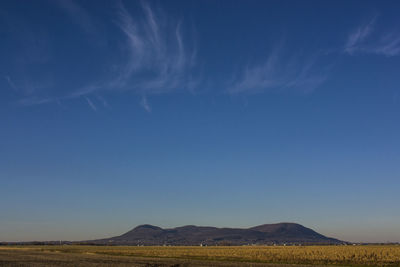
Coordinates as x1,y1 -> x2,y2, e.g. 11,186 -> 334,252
88,223 -> 343,245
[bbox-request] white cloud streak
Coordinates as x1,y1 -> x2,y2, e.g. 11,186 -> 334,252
140,95 -> 151,112
85,97 -> 97,111
345,18 -> 376,55
374,33 -> 400,56
345,16 -> 400,57
112,1 -> 196,96
21,2 -> 400,111
5,76 -> 18,91
18,96 -> 54,106
19,1 -> 197,111
228,45 -> 328,94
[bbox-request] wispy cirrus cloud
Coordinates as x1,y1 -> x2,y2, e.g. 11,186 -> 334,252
345,16 -> 400,57
140,95 -> 151,113
112,1 -> 196,96
18,96 -> 54,106
17,0 -> 197,112
228,44 -> 329,94
344,17 -> 376,55
5,76 -> 18,92
85,97 -> 97,112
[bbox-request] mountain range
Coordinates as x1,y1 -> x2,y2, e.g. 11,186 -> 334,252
88,223 -> 343,246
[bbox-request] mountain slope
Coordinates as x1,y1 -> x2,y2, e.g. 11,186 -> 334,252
90,223 -> 342,245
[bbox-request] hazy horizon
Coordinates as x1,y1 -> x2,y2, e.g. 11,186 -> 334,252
1,0 -> 400,244
2,221 -> 400,243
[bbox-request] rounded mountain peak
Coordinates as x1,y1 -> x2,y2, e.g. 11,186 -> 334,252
133,224 -> 163,231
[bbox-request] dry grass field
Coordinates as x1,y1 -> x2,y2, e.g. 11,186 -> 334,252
0,245 -> 399,266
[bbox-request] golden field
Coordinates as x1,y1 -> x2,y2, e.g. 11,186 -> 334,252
1,245 -> 400,266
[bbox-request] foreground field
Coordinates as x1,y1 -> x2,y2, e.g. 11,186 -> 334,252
0,245 -> 399,266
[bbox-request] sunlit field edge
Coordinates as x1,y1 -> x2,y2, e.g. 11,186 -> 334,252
1,245 -> 400,266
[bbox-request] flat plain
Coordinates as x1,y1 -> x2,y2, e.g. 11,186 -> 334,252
0,245 -> 399,267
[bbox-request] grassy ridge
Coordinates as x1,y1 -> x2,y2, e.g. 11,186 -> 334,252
3,245 -> 400,266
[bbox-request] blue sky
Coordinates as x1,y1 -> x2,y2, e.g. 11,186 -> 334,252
1,0 -> 400,243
